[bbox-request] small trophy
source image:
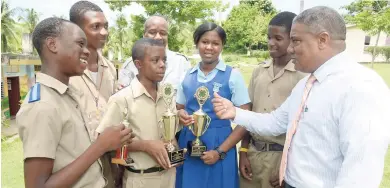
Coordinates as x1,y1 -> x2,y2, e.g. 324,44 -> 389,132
111,107 -> 133,166
161,83 -> 186,164
189,86 -> 211,157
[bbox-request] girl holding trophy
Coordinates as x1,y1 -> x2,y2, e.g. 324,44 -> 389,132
175,22 -> 251,188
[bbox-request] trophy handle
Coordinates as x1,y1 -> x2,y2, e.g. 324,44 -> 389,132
201,115 -> 211,135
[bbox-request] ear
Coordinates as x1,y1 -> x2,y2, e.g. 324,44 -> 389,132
45,37 -> 58,53
318,32 -> 330,50
134,59 -> 142,69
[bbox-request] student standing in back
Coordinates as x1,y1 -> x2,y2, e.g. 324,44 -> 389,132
68,1 -> 118,187
97,38 -> 177,188
238,12 -> 306,188
17,17 -> 133,188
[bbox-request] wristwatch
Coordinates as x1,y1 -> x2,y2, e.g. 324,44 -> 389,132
215,147 -> 227,160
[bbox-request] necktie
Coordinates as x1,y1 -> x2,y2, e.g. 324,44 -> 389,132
279,74 -> 317,185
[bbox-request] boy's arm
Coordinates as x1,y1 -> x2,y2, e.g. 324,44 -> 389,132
19,103 -> 131,188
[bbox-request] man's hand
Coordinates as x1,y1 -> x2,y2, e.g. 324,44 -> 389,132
239,152 -> 253,181
212,92 -> 236,120
144,140 -> 171,169
178,109 -> 194,126
200,150 -> 219,165
269,174 -> 284,188
97,124 -> 134,152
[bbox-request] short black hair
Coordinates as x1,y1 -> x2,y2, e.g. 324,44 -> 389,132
269,11 -> 297,34
32,17 -> 71,57
193,22 -> 226,45
69,1 -> 103,26
132,38 -> 165,61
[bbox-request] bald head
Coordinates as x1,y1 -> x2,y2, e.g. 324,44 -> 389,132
144,15 -> 168,32
143,15 -> 169,46
294,6 -> 346,40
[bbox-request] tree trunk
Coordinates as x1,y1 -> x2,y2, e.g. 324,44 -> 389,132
371,31 -> 381,68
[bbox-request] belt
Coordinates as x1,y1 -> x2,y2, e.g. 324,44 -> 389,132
251,140 -> 284,152
125,166 -> 165,174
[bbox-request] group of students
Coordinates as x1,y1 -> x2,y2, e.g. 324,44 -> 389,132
17,1 -> 305,188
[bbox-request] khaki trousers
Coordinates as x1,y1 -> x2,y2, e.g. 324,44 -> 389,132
240,148 -> 282,188
123,168 -> 176,188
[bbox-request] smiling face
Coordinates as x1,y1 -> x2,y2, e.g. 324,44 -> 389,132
56,22 -> 90,76
268,25 -> 290,58
197,30 -> 223,64
80,11 -> 108,49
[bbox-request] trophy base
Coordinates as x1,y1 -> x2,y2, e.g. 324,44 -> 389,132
111,158 -> 134,166
168,149 -> 186,164
190,145 -> 207,157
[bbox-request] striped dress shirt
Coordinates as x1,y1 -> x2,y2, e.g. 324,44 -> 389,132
233,51 -> 390,188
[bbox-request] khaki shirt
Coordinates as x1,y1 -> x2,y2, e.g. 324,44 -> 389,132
96,77 -> 176,170
248,60 -> 306,145
69,52 -> 117,141
17,73 -> 105,188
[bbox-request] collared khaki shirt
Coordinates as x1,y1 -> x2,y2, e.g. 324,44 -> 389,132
69,52 -> 117,141
97,77 -> 176,170
248,60 -> 306,145
17,73 -> 105,188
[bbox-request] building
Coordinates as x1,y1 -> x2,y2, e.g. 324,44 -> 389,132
345,24 -> 390,63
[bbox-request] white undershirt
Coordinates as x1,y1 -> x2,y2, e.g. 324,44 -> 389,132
89,71 -> 98,85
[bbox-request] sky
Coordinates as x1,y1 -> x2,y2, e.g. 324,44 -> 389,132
9,0 -> 356,27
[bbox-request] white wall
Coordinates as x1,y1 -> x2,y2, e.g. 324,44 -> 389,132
345,26 -> 388,63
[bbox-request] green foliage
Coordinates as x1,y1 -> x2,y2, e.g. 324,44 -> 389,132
241,0 -> 277,15
18,8 -> 40,34
223,1 -> 275,52
380,46 -> 390,62
366,46 -> 381,59
343,0 -> 390,35
105,0 -> 225,54
103,14 -> 133,60
1,0 -> 23,53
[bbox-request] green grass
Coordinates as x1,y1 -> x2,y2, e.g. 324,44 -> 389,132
1,138 -> 24,188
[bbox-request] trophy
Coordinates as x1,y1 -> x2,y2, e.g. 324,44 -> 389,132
111,107 -> 133,166
188,86 -> 211,157
161,83 -> 186,164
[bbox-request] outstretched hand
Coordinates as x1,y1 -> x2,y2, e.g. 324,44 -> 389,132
211,92 -> 236,120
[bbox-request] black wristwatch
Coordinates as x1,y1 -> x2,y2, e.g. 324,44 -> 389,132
215,147 -> 227,160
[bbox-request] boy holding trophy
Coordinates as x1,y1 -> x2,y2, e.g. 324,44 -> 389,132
97,38 -> 183,188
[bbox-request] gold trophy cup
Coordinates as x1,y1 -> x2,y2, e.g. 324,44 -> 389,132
189,86 -> 211,157
161,83 -> 186,164
112,107 -> 133,166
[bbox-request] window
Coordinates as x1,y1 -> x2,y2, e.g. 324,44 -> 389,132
6,65 -> 19,73
364,36 -> 371,45
34,65 -> 41,72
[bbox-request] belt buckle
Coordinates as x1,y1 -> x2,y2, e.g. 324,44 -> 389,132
140,169 -> 144,175
266,143 -> 270,152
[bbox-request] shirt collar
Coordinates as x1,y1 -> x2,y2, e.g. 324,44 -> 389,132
36,73 -> 68,94
97,50 -> 109,67
313,51 -> 348,83
190,60 -> 226,73
130,76 -> 162,99
262,59 -> 296,72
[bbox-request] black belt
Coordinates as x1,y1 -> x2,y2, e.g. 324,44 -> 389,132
125,166 -> 165,174
251,140 -> 284,152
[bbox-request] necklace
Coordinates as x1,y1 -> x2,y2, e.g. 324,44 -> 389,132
82,67 -> 104,109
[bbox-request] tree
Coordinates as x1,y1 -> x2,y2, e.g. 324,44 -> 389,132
19,8 -> 40,34
241,0 -> 277,15
105,0 -> 225,52
1,0 -> 22,52
343,0 -> 390,68
223,3 -> 274,54
103,14 -> 133,61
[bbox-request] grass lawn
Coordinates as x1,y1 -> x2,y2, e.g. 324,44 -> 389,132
1,61 -> 389,187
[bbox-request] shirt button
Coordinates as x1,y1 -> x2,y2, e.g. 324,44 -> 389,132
264,108 -> 267,111
268,94 -> 270,97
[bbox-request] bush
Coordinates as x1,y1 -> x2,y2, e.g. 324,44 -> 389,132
380,47 -> 390,63
251,50 -> 271,60
225,56 -> 233,62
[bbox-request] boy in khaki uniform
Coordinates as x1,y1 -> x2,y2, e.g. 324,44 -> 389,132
68,2 -> 118,187
17,17 -> 133,188
97,38 -> 177,188
239,12 -> 306,188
